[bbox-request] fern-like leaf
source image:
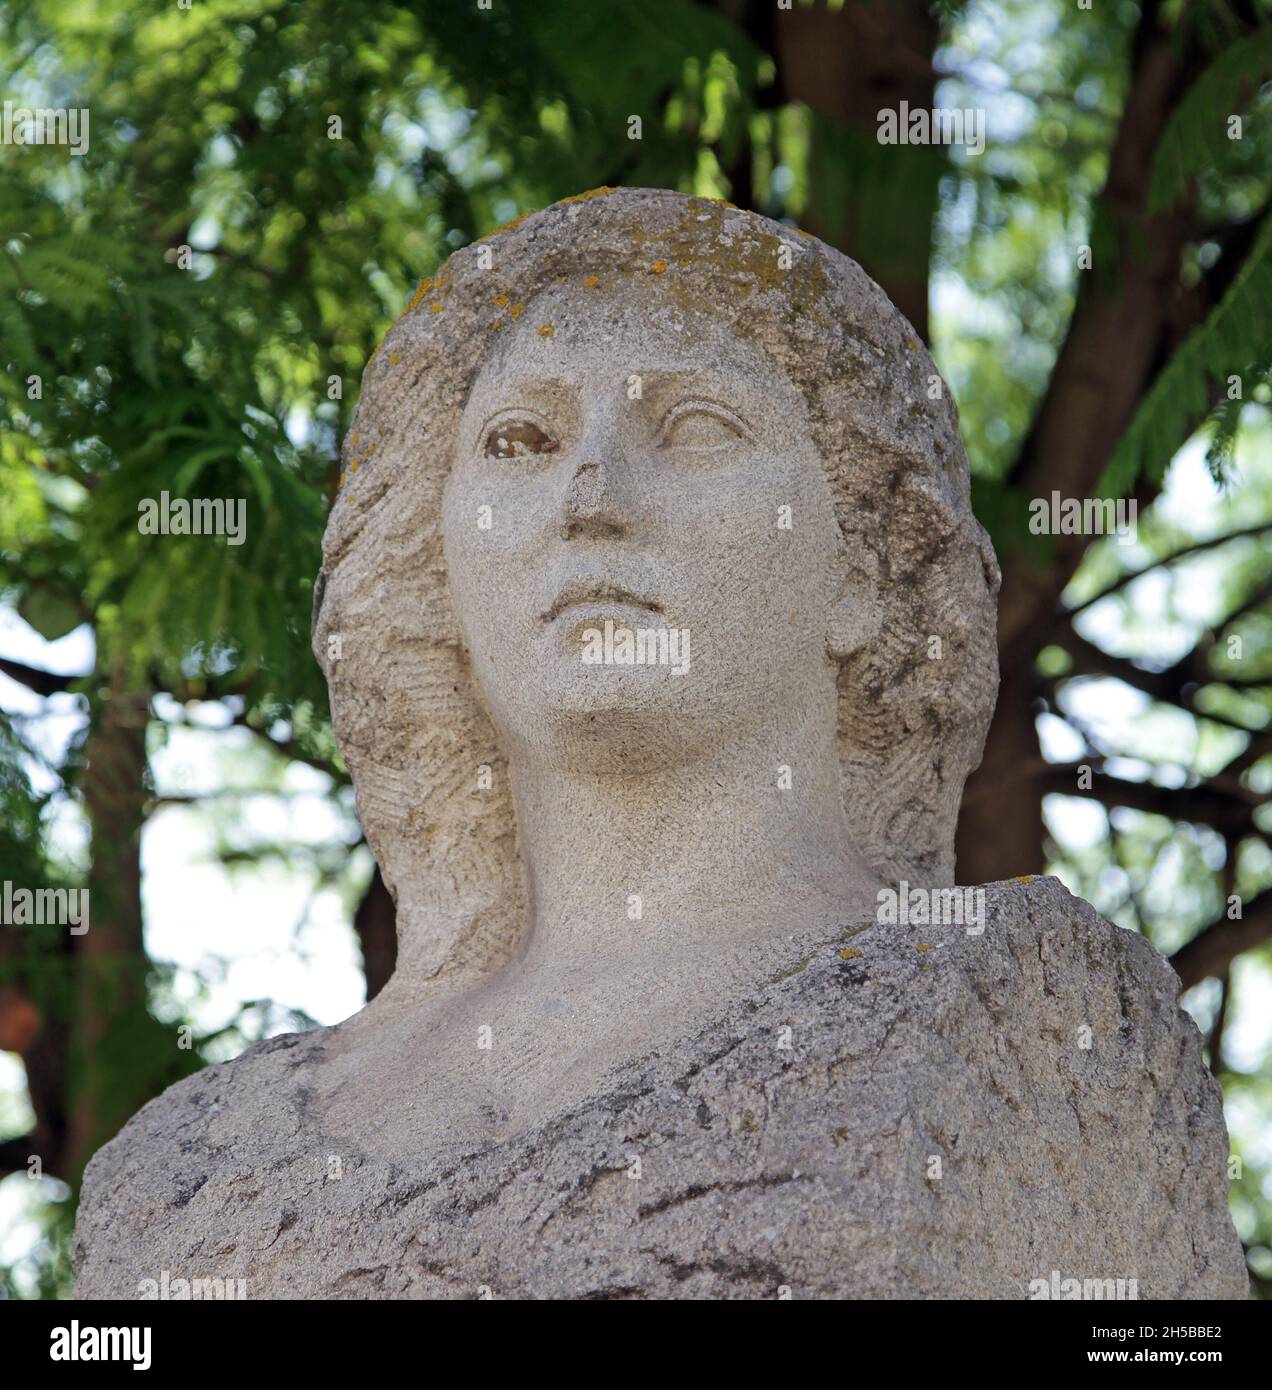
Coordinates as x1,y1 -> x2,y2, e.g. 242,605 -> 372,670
1097,210 -> 1272,495
1150,26 -> 1272,213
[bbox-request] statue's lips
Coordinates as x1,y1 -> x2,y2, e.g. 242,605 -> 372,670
541,581 -> 663,624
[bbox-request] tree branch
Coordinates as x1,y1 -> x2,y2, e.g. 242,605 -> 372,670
1062,521 -> 1272,620
0,657 -> 78,697
1171,889 -> 1272,990
0,1135 -> 41,1179
1053,630 -> 1271,736
1034,764 -> 1259,835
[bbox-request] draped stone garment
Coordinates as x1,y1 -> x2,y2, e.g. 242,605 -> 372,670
74,878 -> 1246,1300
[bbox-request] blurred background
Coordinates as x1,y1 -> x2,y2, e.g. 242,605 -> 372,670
1,0 -> 1270,1298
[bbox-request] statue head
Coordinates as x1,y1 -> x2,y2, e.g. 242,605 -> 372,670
313,188 -> 999,984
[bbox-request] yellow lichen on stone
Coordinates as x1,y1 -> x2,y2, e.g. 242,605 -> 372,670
839,946 -> 863,960
768,954 -> 812,985
473,192 -> 610,243
537,324 -> 554,337
475,210 -> 532,243
429,302 -> 443,313
509,303 -> 525,320
651,259 -> 668,274
582,275 -> 600,288
915,942 -> 933,952
555,186 -> 615,207
1013,874 -> 1039,885
493,293 -> 509,308
389,352 -> 400,365
405,277 -> 433,315
658,198 -> 830,311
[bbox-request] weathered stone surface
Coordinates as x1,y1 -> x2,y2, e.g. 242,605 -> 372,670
75,878 -> 1246,1300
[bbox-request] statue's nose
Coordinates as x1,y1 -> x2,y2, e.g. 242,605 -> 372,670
561,459 -> 626,541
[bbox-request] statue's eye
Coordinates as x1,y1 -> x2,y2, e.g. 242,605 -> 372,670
661,402 -> 749,452
483,417 -> 559,459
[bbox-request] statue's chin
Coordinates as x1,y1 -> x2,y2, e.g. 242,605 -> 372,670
498,690 -> 713,773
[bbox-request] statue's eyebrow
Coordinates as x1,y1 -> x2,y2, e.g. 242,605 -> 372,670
472,369 -> 756,430
479,374 -> 580,398
635,370 -> 756,427
481,367 -> 744,394
629,367 -> 750,399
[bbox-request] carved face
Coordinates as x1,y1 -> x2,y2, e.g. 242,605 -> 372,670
441,284 -> 850,766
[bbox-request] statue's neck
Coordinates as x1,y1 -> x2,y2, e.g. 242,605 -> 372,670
506,723 -> 883,981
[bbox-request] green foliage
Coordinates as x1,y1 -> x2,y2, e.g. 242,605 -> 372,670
1149,26 -> 1272,214
1208,365 -> 1272,480
0,709 -> 47,888
1090,19 -> 1272,497
1097,211 -> 1272,495
1,0 -> 768,712
933,0 -> 1132,481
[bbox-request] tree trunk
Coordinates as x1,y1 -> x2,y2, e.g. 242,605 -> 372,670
954,648 -> 1048,882
770,0 -> 940,339
956,5 -> 1208,884
353,861 -> 397,1001
69,669 -> 151,1174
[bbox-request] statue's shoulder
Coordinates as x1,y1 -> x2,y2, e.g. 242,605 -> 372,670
73,1027 -> 333,1298
72,881 -> 1244,1299
471,874 -> 1237,1299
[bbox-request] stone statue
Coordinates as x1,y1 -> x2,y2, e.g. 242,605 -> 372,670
74,189 -> 1246,1300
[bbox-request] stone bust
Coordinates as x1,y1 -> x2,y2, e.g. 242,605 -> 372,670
74,189 -> 1245,1300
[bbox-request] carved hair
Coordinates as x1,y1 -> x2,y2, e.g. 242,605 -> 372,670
313,188 -> 1000,984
